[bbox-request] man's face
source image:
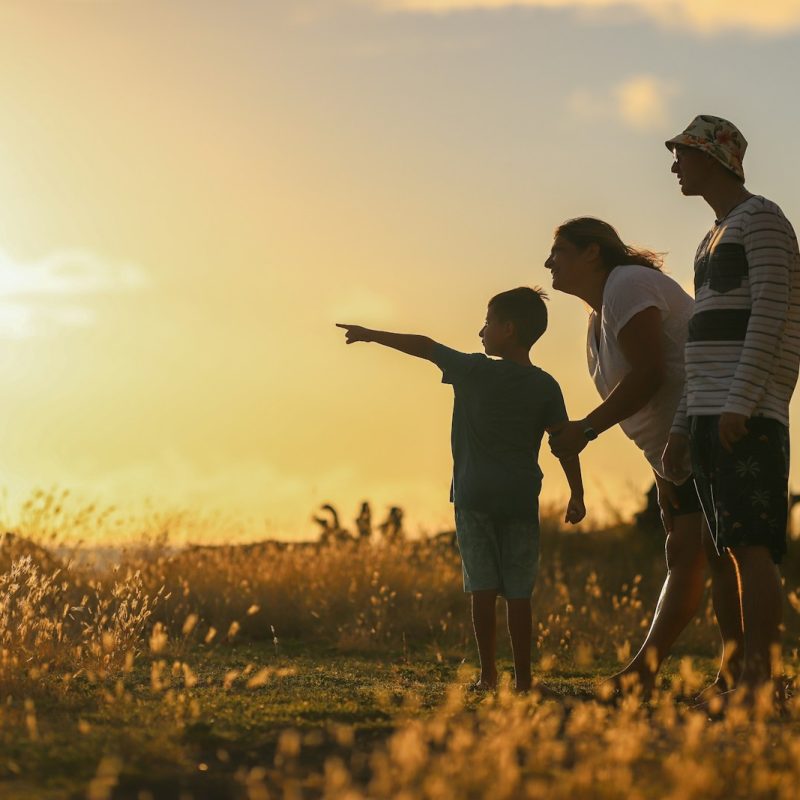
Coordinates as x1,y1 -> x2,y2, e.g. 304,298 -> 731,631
671,145 -> 715,196
479,306 -> 513,355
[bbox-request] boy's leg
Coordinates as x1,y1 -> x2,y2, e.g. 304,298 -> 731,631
496,516 -> 539,692
471,590 -> 498,688
506,597 -> 532,691
455,508 -> 503,688
729,545 -> 782,691
613,510 -> 706,694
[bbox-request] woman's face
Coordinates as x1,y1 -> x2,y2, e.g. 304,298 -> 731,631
544,234 -> 594,295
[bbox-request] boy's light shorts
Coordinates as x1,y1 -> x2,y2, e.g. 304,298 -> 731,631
454,507 -> 540,599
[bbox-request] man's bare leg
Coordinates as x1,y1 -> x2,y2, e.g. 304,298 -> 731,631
471,590 -> 498,688
729,546 -> 782,693
700,523 -> 745,697
506,597 -> 532,692
606,512 -> 706,696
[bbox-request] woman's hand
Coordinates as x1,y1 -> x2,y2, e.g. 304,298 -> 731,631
661,432 -> 689,484
565,493 -> 586,525
654,473 -> 679,533
548,421 -> 589,459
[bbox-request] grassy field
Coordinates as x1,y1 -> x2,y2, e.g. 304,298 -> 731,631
3,495 -> 800,799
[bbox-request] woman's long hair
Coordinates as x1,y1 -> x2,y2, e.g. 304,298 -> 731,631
555,217 -> 664,271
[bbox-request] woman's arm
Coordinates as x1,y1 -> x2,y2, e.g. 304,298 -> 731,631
584,306 -> 666,432
559,455 -> 586,524
549,306 -> 666,458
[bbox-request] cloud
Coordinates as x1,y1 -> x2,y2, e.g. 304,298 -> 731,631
614,75 -> 679,130
371,0 -> 800,35
0,304 -> 95,340
567,74 -> 679,131
0,249 -> 149,297
0,248 -> 149,338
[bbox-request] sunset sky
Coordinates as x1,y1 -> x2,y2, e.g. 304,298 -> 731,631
1,1 -> 799,540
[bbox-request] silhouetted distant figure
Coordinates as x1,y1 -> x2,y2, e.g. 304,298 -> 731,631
356,501 -> 372,540
378,506 -> 404,543
338,286 -> 584,693
313,504 -> 351,544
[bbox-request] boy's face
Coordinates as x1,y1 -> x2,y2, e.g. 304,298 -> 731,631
479,305 -> 514,355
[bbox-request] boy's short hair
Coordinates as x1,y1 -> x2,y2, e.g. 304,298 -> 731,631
489,287 -> 548,349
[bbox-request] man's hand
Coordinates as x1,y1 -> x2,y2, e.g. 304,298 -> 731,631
336,323 -> 374,344
565,494 -> 586,525
718,412 -> 749,453
662,432 -> 689,483
548,420 -> 589,459
654,473 -> 679,533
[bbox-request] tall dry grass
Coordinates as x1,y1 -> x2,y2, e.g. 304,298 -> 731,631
4,492 -> 800,683
4,492 -> 800,798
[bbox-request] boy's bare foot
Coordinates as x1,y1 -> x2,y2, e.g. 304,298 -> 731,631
466,672 -> 497,693
514,673 -> 533,694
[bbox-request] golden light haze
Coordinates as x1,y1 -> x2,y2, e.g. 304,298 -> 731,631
0,1 -> 799,540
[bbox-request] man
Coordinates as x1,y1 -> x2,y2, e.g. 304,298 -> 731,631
662,115 -> 800,698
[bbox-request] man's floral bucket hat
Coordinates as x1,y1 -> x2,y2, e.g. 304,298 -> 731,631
665,115 -> 747,181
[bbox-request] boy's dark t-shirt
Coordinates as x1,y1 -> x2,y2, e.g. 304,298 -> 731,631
431,343 -> 568,521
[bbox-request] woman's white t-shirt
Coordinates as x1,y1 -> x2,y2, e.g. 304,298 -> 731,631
587,265 -> 693,481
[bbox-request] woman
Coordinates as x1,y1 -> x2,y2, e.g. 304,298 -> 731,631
544,217 -> 740,697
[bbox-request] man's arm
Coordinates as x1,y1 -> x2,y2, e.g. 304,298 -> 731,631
670,384 -> 689,437
718,208 -> 794,451
337,324 -> 436,360
549,307 -> 665,458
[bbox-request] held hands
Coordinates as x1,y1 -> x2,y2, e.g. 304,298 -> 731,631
718,412 -> 749,453
565,494 -> 586,525
336,323 -> 374,344
547,420 -> 590,459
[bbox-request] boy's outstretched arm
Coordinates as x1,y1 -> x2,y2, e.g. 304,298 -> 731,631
336,324 -> 436,360
559,455 -> 586,524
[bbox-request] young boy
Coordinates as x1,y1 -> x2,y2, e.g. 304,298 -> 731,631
337,287 -> 585,692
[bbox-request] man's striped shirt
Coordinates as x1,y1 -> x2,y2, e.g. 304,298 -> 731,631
672,195 -> 800,433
